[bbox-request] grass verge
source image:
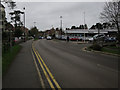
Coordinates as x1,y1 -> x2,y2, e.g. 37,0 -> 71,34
34,38 -> 39,41
101,46 -> 120,55
87,45 -> 120,55
2,45 -> 22,75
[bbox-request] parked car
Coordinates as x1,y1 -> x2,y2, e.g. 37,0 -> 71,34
46,36 -> 52,40
105,37 -> 116,42
69,36 -> 79,41
41,37 -> 44,39
61,35 -> 67,40
78,37 -> 83,41
39,36 -> 42,39
88,37 -> 94,42
93,34 -> 105,40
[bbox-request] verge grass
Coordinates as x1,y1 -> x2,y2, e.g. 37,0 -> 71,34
2,45 -> 22,75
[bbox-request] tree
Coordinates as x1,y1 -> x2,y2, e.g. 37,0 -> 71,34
2,0 -> 16,9
79,25 -> 82,29
96,23 -> 103,29
14,26 -> 23,38
29,27 -> 39,38
81,25 -> 84,29
9,10 -> 24,28
100,1 -> 120,42
71,26 -> 76,29
102,22 -> 108,29
84,24 -> 88,29
90,25 -> 96,29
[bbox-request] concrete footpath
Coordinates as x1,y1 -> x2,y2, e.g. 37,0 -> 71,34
2,40 -> 41,88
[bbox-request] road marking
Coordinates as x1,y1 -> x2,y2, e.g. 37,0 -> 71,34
32,42 -> 61,89
36,50 -> 61,89
32,47 -> 55,89
31,50 -> 45,88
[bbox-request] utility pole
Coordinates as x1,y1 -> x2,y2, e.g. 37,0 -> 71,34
34,22 -> 36,27
23,7 -> 26,42
83,12 -> 86,43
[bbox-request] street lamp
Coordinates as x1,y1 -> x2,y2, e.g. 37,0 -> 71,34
23,7 -> 26,42
34,22 -> 36,27
60,16 -> 62,37
83,12 -> 86,43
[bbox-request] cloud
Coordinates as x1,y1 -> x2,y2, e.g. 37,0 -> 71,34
6,2 -> 105,31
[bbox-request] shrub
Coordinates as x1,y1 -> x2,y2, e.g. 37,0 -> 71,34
90,44 -> 102,51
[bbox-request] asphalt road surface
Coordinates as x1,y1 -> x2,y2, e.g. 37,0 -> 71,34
33,39 -> 119,88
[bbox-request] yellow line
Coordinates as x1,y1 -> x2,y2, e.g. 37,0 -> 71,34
35,49 -> 61,89
31,50 -> 45,88
33,47 -> 55,89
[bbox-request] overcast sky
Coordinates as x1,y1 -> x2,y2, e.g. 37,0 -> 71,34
5,2 -> 105,31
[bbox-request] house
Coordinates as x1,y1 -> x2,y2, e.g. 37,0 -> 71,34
45,28 -> 55,37
21,26 -> 29,36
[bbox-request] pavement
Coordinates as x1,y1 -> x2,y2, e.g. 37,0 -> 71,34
33,39 -> 119,88
2,40 -> 41,88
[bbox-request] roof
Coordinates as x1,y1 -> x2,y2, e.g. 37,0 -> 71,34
65,29 -> 118,34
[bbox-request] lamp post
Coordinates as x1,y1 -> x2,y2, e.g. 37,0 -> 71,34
60,16 -> 62,37
83,12 -> 85,43
23,7 -> 26,42
34,22 -> 36,27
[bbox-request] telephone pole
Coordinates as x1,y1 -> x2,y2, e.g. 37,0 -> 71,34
23,7 -> 26,42
83,12 -> 86,43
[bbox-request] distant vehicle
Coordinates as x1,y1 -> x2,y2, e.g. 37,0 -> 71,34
41,37 -> 44,39
39,36 -> 42,39
93,34 -> 105,40
78,37 -> 83,41
69,36 -> 79,41
88,37 -> 94,42
46,36 -> 52,40
61,35 -> 67,40
28,36 -> 34,39
14,37 -> 19,42
105,37 -> 116,42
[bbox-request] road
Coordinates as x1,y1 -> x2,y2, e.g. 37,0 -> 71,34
33,39 -> 119,88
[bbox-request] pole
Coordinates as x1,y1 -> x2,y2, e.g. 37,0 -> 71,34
23,7 -> 25,42
83,12 -> 85,43
34,22 -> 36,27
60,16 -> 62,37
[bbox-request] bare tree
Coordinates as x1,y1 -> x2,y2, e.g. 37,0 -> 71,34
1,0 -> 16,9
100,0 -> 120,42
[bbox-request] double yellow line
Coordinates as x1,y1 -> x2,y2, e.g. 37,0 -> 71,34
32,43 -> 61,89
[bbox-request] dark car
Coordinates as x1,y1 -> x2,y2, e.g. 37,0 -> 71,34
39,36 -> 42,39
105,37 -> 116,42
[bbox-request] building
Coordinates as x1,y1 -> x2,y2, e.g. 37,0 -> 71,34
65,29 -> 118,38
45,28 -> 55,37
21,26 -> 29,36
55,29 -> 61,38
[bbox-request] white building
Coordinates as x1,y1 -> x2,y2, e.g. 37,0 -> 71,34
65,29 -> 118,37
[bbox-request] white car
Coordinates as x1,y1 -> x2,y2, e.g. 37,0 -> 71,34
93,34 -> 105,40
88,37 -> 94,42
61,35 -> 67,40
46,36 -> 52,40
